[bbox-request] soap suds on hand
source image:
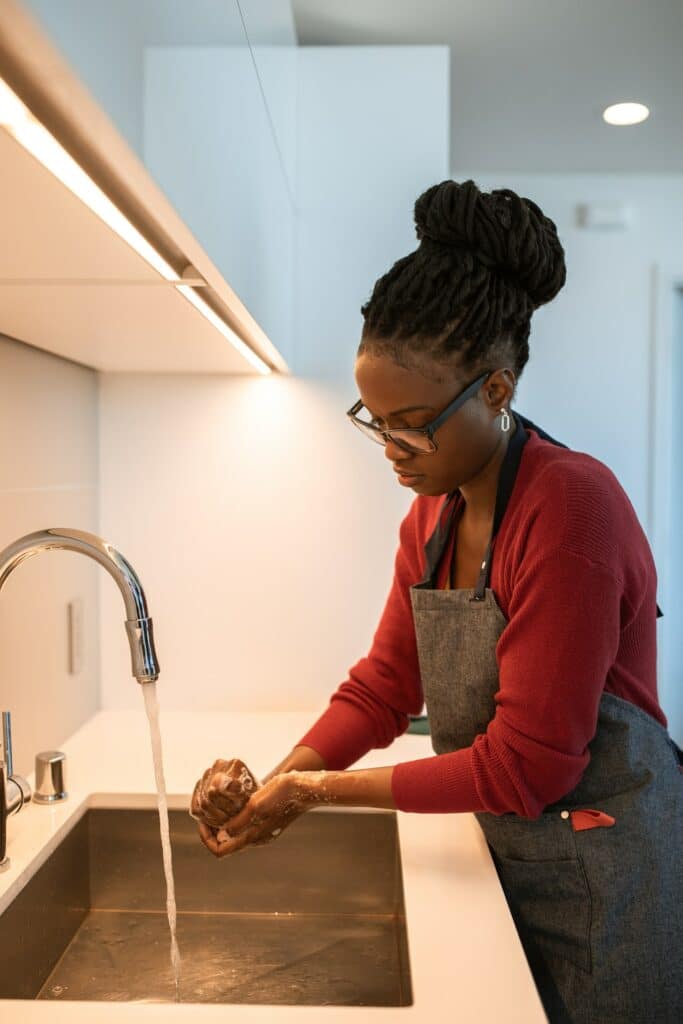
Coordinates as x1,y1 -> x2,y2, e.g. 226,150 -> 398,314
216,759 -> 260,813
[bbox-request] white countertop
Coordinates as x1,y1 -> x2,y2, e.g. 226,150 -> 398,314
0,708 -> 546,1022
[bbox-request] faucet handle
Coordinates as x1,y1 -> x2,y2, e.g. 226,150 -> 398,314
34,750 -> 67,803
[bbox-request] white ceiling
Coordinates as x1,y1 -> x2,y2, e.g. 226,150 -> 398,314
292,0 -> 683,174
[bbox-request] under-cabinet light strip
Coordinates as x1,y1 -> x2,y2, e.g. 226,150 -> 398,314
0,79 -> 177,281
176,286 -> 271,373
0,77 -> 271,375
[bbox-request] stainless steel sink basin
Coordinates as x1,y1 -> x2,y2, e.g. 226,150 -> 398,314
0,807 -> 412,1006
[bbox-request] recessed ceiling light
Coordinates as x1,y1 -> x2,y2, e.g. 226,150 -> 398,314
602,102 -> 650,126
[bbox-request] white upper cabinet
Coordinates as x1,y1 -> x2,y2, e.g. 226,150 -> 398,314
0,0 -> 295,374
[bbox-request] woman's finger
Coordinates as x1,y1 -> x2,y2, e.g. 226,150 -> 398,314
197,796 -> 229,825
191,767 -> 215,812
198,821 -> 219,855
220,777 -> 299,836
215,825 -> 262,858
194,783 -> 247,828
220,802 -> 255,835
192,767 -> 213,811
200,765 -> 215,792
190,779 -> 203,818
206,793 -> 241,820
207,774 -> 247,815
192,758 -> 259,820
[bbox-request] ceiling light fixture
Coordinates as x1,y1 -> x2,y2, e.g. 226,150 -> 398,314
602,102 -> 650,126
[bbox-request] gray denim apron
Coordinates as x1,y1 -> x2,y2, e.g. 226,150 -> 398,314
409,411 -> 683,1023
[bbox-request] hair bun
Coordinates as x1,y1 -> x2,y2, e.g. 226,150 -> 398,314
413,178 -> 566,309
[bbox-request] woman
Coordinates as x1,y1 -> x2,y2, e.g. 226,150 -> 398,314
191,179 -> 683,1023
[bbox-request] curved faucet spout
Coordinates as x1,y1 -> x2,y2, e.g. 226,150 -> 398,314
0,528 -> 160,683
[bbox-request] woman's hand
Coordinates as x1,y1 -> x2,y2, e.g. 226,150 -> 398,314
190,757 -> 260,831
198,771 -> 317,858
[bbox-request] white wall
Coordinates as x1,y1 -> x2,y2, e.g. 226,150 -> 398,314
0,336 -> 100,776
664,289 -> 683,742
452,172 -> 683,538
98,45 -> 450,710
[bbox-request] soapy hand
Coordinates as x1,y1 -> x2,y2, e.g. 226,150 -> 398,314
198,771 -> 320,858
190,757 -> 260,832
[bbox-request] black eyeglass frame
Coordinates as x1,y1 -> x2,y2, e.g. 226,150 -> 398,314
346,370 -> 493,454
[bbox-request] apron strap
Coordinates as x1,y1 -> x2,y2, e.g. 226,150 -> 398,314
472,411 -> 531,600
418,491 -> 461,588
418,411 -> 534,590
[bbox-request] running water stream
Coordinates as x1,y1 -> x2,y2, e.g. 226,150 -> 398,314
142,682 -> 182,1001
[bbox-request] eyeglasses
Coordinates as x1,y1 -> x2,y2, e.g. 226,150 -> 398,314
346,371 -> 492,454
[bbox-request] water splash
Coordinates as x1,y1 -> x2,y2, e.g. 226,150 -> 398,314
142,681 -> 182,1001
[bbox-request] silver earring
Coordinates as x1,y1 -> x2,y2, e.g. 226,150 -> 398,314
500,408 -> 510,432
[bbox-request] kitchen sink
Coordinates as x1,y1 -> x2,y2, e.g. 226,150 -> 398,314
0,807 -> 412,1006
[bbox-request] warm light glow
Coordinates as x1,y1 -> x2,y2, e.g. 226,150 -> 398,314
602,102 -> 650,126
176,286 -> 271,375
0,75 -> 272,375
0,78 -> 29,126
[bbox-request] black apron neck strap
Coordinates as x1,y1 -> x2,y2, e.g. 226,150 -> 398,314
471,411 -> 529,600
417,490 -> 460,588
417,410 -> 537,591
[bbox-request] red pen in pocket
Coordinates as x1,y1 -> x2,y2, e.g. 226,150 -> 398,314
569,808 -> 616,832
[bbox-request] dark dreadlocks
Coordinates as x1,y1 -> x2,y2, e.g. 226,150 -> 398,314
359,179 -> 567,386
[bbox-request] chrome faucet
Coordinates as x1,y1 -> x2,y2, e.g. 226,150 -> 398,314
0,528 -> 160,869
0,712 -> 31,872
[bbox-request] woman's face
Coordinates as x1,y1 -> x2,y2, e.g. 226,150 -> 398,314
353,350 -> 514,496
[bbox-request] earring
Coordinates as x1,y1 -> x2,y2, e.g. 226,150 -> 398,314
500,408 -> 510,433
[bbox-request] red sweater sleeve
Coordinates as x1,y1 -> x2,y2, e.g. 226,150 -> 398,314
391,545 -> 623,817
300,452 -> 650,820
296,501 -> 426,770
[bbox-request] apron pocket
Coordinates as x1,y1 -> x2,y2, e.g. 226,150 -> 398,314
494,853 -> 593,974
